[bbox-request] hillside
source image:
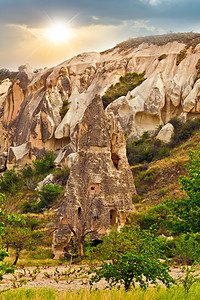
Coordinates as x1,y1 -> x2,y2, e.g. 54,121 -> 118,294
1,33 -> 200,172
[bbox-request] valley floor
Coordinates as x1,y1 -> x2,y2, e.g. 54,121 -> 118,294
1,264 -> 200,292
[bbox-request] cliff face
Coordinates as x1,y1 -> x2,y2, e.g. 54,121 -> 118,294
1,34 -> 200,169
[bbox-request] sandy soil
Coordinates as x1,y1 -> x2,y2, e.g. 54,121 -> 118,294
1,264 -> 200,292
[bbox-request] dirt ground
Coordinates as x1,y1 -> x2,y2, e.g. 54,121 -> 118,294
1,264 -> 200,292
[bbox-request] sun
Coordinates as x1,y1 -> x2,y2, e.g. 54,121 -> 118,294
45,23 -> 73,44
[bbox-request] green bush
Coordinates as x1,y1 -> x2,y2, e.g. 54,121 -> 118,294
126,137 -> 167,166
164,145 -> 200,234
38,183 -> 63,210
162,234 -> 200,265
102,72 -> 145,108
128,204 -> 170,233
0,169 -> 21,194
20,183 -> 63,213
33,151 -> 56,174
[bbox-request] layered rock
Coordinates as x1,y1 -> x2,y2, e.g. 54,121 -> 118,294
52,96 -> 136,258
1,36 -> 200,169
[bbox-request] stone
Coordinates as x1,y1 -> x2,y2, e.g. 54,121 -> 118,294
36,174 -> 54,191
156,123 -> 174,144
7,142 -> 31,170
52,96 -> 136,258
0,152 -> 7,172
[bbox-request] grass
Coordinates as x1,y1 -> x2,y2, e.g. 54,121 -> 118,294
4,248 -> 66,267
1,284 -> 200,300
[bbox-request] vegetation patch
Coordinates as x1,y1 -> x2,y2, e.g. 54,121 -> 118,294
158,54 -> 167,61
127,117 -> 200,166
111,32 -> 200,52
0,68 -> 17,84
102,72 -> 145,109
59,99 -> 70,120
176,49 -> 187,65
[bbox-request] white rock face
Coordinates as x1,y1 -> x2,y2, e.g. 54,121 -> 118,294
183,79 -> 200,113
67,152 -> 77,169
1,37 -> 200,168
156,123 -> 174,144
6,143 -> 31,170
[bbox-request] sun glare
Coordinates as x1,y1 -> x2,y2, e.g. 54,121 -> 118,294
45,23 -> 73,44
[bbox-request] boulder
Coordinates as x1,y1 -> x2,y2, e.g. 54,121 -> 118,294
156,123 -> 174,144
7,142 -> 31,169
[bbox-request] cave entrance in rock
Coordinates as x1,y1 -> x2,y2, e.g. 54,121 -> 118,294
110,209 -> 117,226
111,153 -> 120,169
78,207 -> 81,218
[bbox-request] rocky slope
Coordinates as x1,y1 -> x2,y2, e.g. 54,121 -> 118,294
1,33 -> 200,170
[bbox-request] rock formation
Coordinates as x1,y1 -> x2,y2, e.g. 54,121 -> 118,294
52,96 -> 136,259
1,34 -> 200,169
156,123 -> 175,144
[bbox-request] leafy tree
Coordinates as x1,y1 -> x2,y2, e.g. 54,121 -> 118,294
2,227 -> 36,265
165,145 -> 200,233
90,226 -> 174,290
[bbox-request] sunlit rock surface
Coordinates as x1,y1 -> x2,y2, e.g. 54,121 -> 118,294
1,38 -> 200,168
52,96 -> 136,259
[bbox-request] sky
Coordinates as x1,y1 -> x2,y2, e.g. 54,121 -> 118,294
1,0 -> 200,70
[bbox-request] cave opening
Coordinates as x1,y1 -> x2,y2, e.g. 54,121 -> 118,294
111,152 -> 120,169
110,209 -> 117,226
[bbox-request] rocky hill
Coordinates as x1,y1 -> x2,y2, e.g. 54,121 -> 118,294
1,32 -> 200,171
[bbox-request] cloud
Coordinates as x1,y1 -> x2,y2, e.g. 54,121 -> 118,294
0,18 -> 164,70
92,16 -> 100,21
140,0 -> 181,6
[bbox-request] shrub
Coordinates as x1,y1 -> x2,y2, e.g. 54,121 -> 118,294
158,54 -> 167,61
102,72 -> 145,108
176,49 -> 187,65
33,151 -> 56,174
163,234 -> 200,265
37,184 -> 63,211
128,204 -> 170,233
21,165 -> 35,178
0,169 -> 21,194
59,99 -> 71,119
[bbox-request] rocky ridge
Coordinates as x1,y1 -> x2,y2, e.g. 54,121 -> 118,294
1,33 -> 200,169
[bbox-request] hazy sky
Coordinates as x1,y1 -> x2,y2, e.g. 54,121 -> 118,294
1,0 -> 200,70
